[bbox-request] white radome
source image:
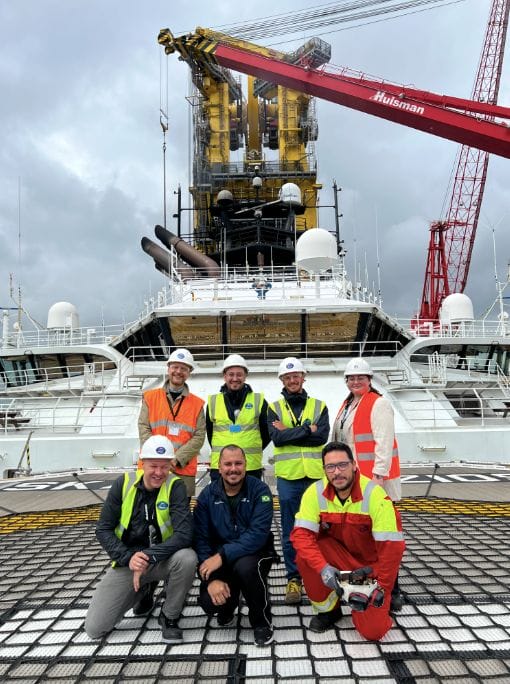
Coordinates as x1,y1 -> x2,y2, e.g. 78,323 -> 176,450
47,302 -> 80,330
296,228 -> 338,273
439,293 -> 474,324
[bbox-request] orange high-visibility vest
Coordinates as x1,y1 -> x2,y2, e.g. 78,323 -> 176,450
339,391 -> 400,481
140,388 -> 204,477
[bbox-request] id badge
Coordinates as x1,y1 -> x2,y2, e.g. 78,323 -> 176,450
229,424 -> 241,433
168,426 -> 180,436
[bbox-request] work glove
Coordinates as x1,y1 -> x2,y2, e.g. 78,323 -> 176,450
320,564 -> 342,590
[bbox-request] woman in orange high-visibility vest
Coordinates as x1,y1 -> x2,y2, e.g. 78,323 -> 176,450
333,357 -> 403,610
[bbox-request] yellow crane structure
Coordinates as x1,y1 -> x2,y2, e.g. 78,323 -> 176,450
159,27 -> 331,266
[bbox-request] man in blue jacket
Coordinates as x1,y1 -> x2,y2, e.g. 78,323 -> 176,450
194,444 -> 275,646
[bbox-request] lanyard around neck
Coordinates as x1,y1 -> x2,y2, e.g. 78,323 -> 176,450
284,400 -> 304,427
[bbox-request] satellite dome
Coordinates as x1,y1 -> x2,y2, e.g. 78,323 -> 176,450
295,228 -> 338,273
279,183 -> 302,206
47,302 -> 80,330
439,293 -> 474,324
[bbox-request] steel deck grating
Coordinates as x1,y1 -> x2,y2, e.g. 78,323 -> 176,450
0,501 -> 510,682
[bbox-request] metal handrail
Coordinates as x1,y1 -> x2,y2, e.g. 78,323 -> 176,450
122,340 -> 404,366
389,386 -> 509,429
0,362 -> 115,392
1,393 -> 139,435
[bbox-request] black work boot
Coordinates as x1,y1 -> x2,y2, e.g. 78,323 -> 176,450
309,604 -> 343,633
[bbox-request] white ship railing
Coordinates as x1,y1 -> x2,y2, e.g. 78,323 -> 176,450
0,362 -> 116,394
138,265 -> 382,311
1,323 -> 127,349
390,387 -> 510,429
398,318 -> 510,339
0,394 -> 139,435
122,341 -> 404,366
406,353 -> 510,390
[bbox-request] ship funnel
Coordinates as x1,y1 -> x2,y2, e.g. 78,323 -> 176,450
295,228 -> 338,273
141,237 -> 195,280
154,225 -> 221,277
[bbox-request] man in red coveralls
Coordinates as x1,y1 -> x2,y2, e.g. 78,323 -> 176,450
290,441 -> 405,640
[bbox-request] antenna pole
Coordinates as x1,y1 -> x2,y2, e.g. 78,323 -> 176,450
375,206 -> 382,305
160,109 -> 169,228
160,51 -> 169,229
17,179 -> 22,330
333,180 -> 342,254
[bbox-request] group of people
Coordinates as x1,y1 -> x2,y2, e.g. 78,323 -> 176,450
85,350 -> 405,646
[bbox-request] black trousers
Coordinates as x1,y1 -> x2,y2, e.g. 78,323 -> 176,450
199,551 -> 273,629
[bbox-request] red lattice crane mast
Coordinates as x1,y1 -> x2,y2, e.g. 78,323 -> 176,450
417,0 -> 510,324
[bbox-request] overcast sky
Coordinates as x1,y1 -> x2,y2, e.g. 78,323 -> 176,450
0,0 -> 508,331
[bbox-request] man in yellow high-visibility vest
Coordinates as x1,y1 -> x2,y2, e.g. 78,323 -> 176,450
207,354 -> 270,480
85,436 -> 197,643
268,357 -> 329,605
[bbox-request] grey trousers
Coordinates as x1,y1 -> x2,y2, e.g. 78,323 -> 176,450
85,547 -> 197,639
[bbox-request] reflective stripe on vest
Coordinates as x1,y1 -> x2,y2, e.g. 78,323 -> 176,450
313,478 -> 378,512
295,476 -> 376,526
113,471 -> 178,564
271,397 -> 325,480
150,419 -> 195,435
294,476 -> 405,547
298,477 -> 404,540
143,388 -> 204,476
208,391 -> 264,471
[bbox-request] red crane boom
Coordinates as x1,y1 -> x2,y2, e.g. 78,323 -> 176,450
418,0 -> 510,323
159,26 -> 510,158
159,9 -> 509,318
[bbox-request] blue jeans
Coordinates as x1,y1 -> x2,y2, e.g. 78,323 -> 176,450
277,477 -> 318,581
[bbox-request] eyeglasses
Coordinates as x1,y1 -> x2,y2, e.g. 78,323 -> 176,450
324,461 -> 352,473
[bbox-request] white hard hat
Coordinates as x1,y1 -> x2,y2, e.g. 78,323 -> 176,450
278,357 -> 306,378
344,358 -> 373,377
222,354 -> 249,373
140,435 -> 175,460
167,348 -> 195,371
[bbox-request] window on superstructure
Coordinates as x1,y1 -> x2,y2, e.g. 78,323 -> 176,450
168,316 -> 221,358
306,312 -> 360,357
229,313 -> 301,359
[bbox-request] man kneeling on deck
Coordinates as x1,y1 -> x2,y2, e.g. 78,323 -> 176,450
291,441 -> 405,640
194,444 -> 276,646
85,435 -> 197,643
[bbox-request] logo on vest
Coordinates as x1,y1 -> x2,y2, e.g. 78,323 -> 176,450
157,501 -> 169,510
261,495 -> 271,502
245,403 -> 253,409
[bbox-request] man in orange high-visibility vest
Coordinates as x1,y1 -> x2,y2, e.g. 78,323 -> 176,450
138,348 -> 205,499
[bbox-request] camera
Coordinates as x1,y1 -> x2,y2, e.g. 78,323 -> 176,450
333,566 -> 385,612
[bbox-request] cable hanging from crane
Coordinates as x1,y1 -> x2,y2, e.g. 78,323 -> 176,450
206,0 -> 466,42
